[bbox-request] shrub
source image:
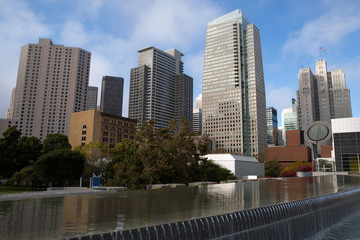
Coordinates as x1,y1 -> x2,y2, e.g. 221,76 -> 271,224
280,169 -> 297,178
297,165 -> 312,172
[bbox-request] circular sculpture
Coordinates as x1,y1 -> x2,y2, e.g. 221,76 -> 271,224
307,123 -> 330,142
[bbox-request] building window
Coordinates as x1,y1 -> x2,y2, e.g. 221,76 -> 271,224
82,130 -> 86,135
82,125 -> 87,129
81,136 -> 86,141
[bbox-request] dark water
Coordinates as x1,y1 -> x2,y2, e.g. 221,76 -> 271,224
1,175 -> 360,240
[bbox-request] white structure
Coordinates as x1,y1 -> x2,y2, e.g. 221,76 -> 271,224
204,154 -> 264,179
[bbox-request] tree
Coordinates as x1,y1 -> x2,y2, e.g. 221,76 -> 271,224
34,149 -> 85,187
0,126 -> 21,178
264,158 -> 282,177
8,166 -> 41,190
15,136 -> 43,171
42,133 -> 71,154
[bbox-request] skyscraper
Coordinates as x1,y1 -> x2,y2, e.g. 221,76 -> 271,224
282,99 -> 298,146
202,10 -> 267,155
297,59 -> 352,130
86,86 -> 98,110
128,46 -> 193,129
193,94 -> 203,134
8,38 -> 90,140
266,107 -> 278,146
100,76 -> 124,116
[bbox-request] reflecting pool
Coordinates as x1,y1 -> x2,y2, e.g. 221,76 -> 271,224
1,175 -> 360,240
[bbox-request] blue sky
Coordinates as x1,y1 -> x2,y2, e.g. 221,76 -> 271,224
1,0 -> 360,126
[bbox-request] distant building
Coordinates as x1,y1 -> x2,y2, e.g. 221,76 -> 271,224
297,59 -> 352,130
331,117 -> 360,172
6,88 -> 16,119
202,10 -> 267,155
193,108 -> 202,134
128,46 -> 193,129
69,109 -> 137,149
266,107 -> 278,146
2,38 -> 91,141
282,98 -> 298,146
86,86 -> 98,110
100,76 -> 124,116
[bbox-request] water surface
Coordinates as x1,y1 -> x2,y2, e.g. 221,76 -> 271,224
1,175 -> 360,240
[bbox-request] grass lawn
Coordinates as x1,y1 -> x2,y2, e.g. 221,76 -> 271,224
0,185 -> 46,194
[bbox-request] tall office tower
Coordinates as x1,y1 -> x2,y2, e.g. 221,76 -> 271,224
266,107 -> 278,146
10,38 -> 90,140
175,74 -> 193,126
282,99 -> 298,146
100,76 -> 124,116
202,10 -> 267,155
297,59 -> 352,130
129,47 -> 193,129
6,88 -> 16,119
86,86 -> 98,110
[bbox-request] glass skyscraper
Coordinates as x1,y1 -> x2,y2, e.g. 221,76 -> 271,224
202,10 -> 267,155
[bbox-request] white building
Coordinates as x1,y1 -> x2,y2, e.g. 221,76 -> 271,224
204,154 -> 264,179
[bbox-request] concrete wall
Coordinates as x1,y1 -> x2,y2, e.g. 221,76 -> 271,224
235,161 -> 264,178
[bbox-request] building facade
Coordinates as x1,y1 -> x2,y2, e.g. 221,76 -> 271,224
266,107 -> 278,146
100,76 -> 124,116
193,108 -> 202,134
69,109 -> 137,149
202,10 -> 267,155
128,47 -> 193,129
297,59 -> 352,130
4,38 -> 90,141
282,98 -> 298,146
86,86 -> 98,110
331,117 -> 360,172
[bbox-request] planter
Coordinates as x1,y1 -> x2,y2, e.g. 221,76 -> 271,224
297,172 -> 313,177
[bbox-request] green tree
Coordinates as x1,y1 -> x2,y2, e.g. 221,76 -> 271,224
264,158 -> 282,177
15,136 -> 43,171
42,133 -> 71,154
34,149 -> 85,187
8,166 -> 41,190
0,126 -> 21,178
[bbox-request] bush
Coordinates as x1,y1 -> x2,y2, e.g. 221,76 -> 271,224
280,169 -> 297,177
297,165 -> 312,172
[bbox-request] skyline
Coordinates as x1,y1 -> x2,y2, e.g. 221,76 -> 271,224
1,0 -> 360,126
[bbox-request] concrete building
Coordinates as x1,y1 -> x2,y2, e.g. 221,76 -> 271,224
282,98 -> 298,146
100,76 -> 124,116
3,38 -> 91,141
331,117 -> 360,172
266,107 -> 278,146
86,86 -> 98,110
68,109 -> 137,149
128,47 -> 193,129
297,59 -> 352,130
204,154 -> 264,179
202,10 -> 267,156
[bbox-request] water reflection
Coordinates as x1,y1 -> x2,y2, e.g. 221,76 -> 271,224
1,175 -> 360,240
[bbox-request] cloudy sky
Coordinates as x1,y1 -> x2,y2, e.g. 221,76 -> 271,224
1,0 -> 360,125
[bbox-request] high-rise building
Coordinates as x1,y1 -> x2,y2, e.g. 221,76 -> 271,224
100,76 -> 124,116
7,38 -> 91,140
282,99 -> 298,146
128,46 -> 193,129
297,59 -> 352,130
202,10 -> 267,155
266,107 -> 278,146
86,86 -> 98,110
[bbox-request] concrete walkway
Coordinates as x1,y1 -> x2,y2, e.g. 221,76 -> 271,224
0,187 -> 116,201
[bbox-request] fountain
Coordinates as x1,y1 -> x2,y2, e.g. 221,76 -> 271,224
1,175 -> 360,240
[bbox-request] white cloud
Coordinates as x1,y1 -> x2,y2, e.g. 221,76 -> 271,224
282,1 -> 360,59
0,0 -> 51,117
266,86 -> 296,117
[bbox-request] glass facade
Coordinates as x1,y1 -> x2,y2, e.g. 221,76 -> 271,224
334,132 -> 360,172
